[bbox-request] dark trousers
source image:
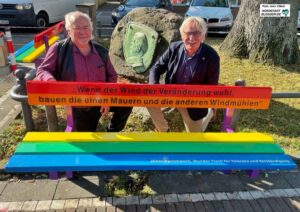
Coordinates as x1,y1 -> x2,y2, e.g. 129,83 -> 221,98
72,106 -> 132,132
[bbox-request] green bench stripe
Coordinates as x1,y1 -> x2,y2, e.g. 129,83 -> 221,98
15,142 -> 284,154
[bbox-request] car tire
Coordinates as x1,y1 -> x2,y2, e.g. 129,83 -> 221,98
36,13 -> 49,28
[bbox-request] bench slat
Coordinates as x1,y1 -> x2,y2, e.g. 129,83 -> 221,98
5,153 -> 296,172
15,142 -> 284,154
23,132 -> 275,143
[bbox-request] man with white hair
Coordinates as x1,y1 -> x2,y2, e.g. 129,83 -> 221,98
36,11 -> 132,132
148,16 -> 220,132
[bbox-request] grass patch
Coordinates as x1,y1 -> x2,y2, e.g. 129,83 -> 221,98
0,116 -> 25,160
105,172 -> 151,197
207,36 -> 300,155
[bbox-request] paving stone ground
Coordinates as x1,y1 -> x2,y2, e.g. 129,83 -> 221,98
0,169 -> 299,211
3,197 -> 299,211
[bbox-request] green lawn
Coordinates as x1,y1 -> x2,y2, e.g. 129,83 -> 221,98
207,37 -> 300,155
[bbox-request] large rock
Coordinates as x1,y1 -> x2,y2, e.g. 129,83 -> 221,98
109,8 -> 183,82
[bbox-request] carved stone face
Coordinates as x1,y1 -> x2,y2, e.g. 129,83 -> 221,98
124,22 -> 158,74
131,32 -> 148,57
126,32 -> 149,69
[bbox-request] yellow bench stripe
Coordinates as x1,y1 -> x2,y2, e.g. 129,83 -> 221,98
23,132 -> 274,143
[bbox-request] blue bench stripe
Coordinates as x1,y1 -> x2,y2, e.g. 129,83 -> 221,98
5,154 -> 296,172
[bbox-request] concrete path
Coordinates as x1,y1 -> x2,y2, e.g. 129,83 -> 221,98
0,66 -> 20,133
0,64 -> 34,133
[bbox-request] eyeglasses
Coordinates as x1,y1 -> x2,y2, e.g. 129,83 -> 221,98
71,26 -> 91,32
183,31 -> 201,37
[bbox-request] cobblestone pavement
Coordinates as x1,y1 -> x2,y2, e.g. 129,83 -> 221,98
0,169 -> 299,211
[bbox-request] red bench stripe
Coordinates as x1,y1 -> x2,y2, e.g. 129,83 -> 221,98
27,81 -> 272,109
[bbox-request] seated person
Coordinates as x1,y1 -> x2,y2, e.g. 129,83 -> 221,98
36,11 -> 132,132
147,16 -> 220,132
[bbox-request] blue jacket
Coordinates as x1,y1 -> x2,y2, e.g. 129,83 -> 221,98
149,41 -> 220,121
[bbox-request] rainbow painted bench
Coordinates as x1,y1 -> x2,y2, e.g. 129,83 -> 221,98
15,21 -> 64,63
5,132 -> 296,179
5,81 -> 297,178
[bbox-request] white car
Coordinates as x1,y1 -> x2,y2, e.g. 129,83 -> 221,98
0,0 -> 94,27
185,0 -> 233,34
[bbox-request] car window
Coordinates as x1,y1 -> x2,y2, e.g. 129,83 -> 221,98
191,0 -> 229,7
125,0 -> 159,7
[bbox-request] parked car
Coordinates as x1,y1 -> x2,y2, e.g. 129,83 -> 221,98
111,0 -> 169,26
0,0 -> 94,27
185,0 -> 233,34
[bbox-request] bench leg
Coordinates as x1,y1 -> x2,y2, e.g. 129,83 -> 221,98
223,170 -> 232,174
49,172 -> 59,180
223,170 -> 260,178
222,108 -> 234,132
49,171 -> 73,179
65,106 -> 73,132
66,171 -> 73,179
247,170 -> 259,179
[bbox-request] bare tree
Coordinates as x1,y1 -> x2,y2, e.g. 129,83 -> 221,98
220,0 -> 299,65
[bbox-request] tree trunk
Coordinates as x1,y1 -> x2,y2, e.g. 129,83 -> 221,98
220,0 -> 299,65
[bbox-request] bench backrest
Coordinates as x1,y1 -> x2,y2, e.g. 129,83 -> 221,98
26,81 -> 272,109
34,21 -> 65,49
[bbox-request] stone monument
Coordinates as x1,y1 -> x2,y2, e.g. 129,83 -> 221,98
109,8 -> 183,82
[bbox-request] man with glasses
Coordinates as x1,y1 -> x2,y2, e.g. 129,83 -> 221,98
36,11 -> 132,132
147,16 -> 220,132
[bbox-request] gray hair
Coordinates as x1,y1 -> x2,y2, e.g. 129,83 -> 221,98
179,16 -> 207,36
65,11 -> 93,31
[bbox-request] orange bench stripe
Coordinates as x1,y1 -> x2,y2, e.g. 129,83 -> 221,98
28,94 -> 270,109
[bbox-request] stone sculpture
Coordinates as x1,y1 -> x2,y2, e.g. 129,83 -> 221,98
124,22 -> 158,74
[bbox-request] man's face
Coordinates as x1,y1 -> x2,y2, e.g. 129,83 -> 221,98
181,22 -> 204,55
68,16 -> 92,48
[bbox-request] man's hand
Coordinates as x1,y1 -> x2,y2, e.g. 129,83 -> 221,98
100,106 -> 110,118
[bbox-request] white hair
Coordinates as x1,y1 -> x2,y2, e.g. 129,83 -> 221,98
179,16 -> 207,36
65,11 -> 93,31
